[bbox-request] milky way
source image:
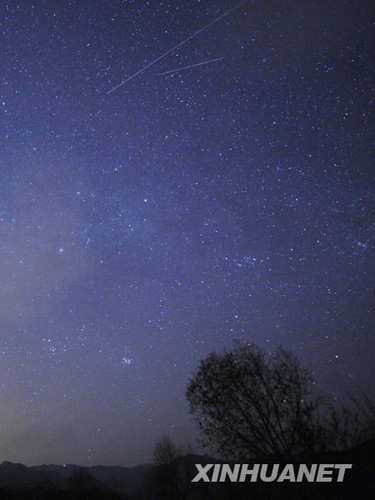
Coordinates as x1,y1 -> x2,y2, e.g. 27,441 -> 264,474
0,0 -> 374,466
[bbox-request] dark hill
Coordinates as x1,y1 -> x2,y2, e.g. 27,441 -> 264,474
0,441 -> 374,499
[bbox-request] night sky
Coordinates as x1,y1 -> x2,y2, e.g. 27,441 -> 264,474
1,0 -> 374,467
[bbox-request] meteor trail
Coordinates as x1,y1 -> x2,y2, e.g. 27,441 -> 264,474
106,0 -> 248,95
157,57 -> 224,76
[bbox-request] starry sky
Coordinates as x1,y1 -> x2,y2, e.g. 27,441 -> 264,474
0,0 -> 374,467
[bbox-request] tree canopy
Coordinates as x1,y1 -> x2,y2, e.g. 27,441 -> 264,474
186,343 -> 344,461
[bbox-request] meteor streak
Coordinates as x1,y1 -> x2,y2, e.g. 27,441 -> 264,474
157,57 -> 224,76
106,0 -> 248,95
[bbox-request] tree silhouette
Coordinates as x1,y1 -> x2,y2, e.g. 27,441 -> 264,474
186,342 -> 351,461
149,435 -> 196,500
66,467 -> 108,500
153,434 -> 179,467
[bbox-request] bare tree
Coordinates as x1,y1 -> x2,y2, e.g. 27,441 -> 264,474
66,467 -> 103,500
350,391 -> 375,443
150,435 -> 196,500
186,342 -> 350,461
153,434 -> 179,466
150,436 -> 180,500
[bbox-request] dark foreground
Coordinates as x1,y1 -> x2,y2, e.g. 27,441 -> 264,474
0,440 -> 374,499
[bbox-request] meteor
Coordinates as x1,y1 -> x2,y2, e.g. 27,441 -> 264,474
106,0 -> 248,95
157,57 -> 224,76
